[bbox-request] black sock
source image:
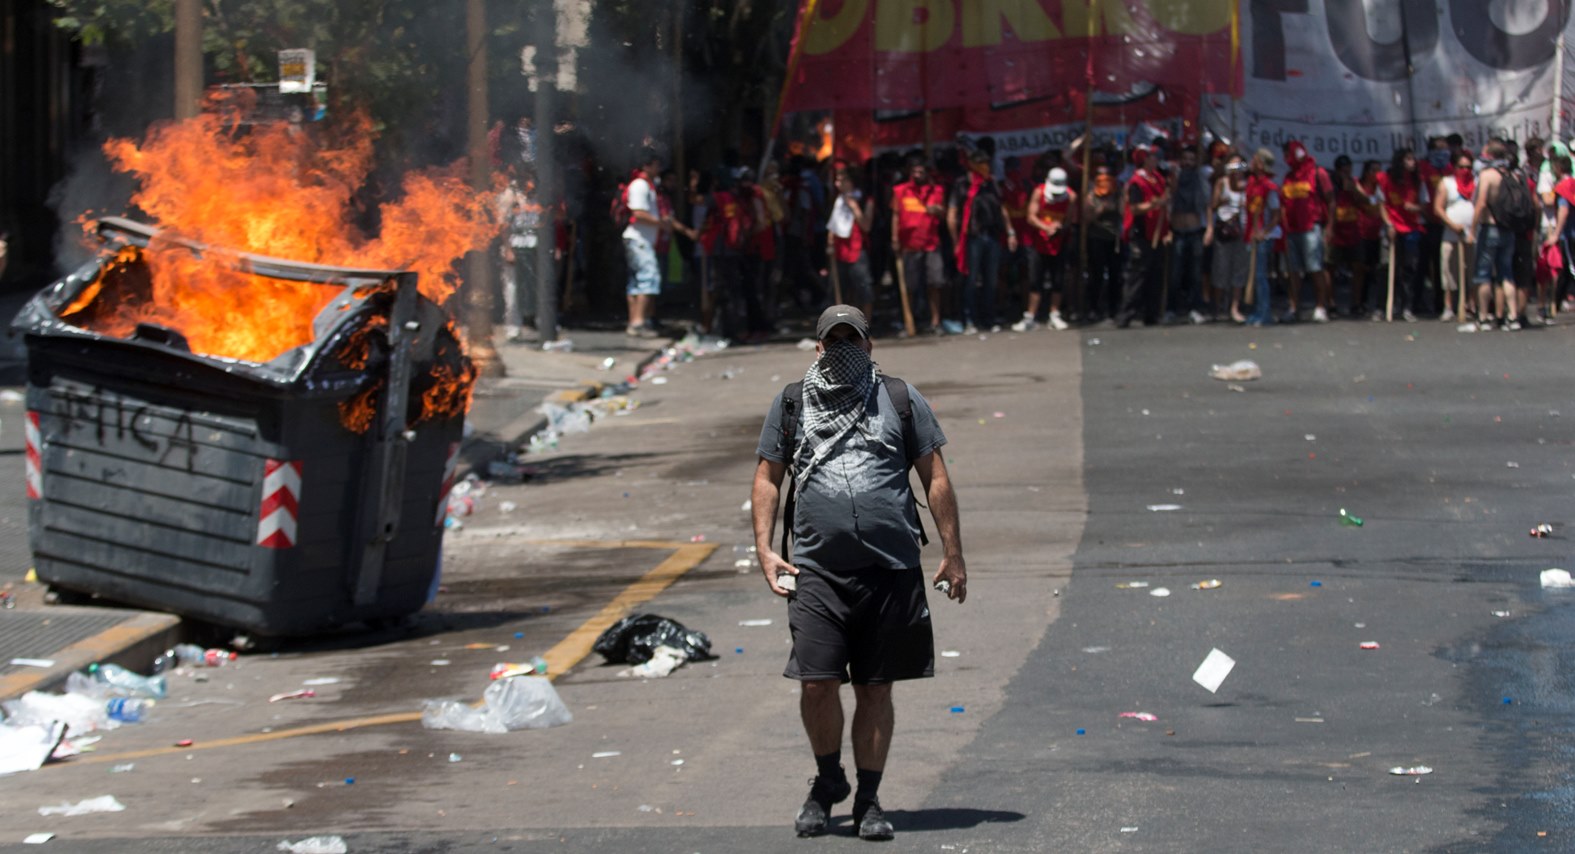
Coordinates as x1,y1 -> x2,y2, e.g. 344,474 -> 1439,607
815,751 -> 844,782
855,768 -> 882,804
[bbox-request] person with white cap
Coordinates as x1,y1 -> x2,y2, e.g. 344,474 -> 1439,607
752,305 -> 967,841
1013,163 -> 1076,331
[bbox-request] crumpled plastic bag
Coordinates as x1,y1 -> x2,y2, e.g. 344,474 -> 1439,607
421,675 -> 572,734
1541,568 -> 1574,589
1209,360 -> 1262,382
38,795 -> 125,816
3,690 -> 116,733
629,645 -> 687,678
593,614 -> 714,665
277,836 -> 348,854
0,720 -> 67,776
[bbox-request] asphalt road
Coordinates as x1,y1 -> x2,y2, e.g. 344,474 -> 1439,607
1,318 -> 1573,853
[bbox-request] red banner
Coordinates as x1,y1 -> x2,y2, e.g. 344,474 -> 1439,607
783,0 -> 1240,113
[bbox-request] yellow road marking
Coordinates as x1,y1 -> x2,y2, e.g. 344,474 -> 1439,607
61,539 -> 717,767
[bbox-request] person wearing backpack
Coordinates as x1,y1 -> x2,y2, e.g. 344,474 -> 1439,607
1473,140 -> 1530,330
621,148 -> 673,337
751,305 -> 967,842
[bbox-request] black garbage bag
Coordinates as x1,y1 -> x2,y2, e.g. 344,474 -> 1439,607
593,614 -> 715,665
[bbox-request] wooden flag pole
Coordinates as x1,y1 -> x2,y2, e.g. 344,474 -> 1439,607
1244,239 -> 1257,307
894,251 -> 918,336
1385,232 -> 1397,322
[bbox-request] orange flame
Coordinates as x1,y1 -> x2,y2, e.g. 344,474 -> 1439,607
82,90 -> 494,364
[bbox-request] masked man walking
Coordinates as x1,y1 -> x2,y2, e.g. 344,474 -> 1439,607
752,305 -> 968,841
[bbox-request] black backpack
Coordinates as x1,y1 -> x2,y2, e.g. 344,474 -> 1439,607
774,375 -> 929,561
1488,168 -> 1538,234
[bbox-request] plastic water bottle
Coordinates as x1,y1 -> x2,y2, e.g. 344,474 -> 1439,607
173,643 -> 236,667
91,664 -> 168,699
105,697 -> 154,723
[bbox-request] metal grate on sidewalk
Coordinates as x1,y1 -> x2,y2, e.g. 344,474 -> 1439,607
0,610 -> 135,675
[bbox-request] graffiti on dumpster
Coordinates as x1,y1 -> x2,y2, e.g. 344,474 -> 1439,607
55,387 -> 201,471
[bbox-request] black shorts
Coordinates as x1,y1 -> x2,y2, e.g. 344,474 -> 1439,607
784,566 -> 935,685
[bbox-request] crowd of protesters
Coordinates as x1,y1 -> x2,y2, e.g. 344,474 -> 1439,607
493,120 -> 1575,342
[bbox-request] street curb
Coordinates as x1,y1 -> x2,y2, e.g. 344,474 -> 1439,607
0,610 -> 182,702
455,342 -> 671,480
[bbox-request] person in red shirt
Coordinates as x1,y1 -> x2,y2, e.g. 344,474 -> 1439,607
1279,140 -> 1335,322
1328,156 -> 1381,317
1012,164 -> 1077,331
1375,147 -> 1430,321
1243,148 -> 1283,325
1116,145 -> 1169,327
829,169 -> 875,323
890,154 -> 948,333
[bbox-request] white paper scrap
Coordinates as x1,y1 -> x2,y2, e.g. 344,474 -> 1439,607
1192,648 -> 1236,694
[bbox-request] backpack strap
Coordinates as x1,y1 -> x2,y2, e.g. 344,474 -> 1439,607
777,381 -> 803,560
878,374 -> 930,546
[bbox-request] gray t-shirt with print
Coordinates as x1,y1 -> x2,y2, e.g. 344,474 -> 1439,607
757,378 -> 947,572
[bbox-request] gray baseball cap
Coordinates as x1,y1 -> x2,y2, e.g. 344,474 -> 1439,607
816,305 -> 869,340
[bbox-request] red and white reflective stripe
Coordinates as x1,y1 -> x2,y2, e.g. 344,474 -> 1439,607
24,411 -> 42,501
257,459 -> 303,549
434,442 -> 461,527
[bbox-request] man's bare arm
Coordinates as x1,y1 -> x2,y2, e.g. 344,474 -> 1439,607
913,450 -> 967,603
752,457 -> 795,597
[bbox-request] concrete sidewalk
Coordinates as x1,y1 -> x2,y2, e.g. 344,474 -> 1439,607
0,302 -> 673,702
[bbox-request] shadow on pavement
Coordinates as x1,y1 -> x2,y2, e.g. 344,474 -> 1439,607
852,807 -> 1028,832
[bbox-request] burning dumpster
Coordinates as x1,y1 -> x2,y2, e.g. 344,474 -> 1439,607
12,217 -> 473,636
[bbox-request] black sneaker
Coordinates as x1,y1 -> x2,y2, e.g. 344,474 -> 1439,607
794,774 -> 851,837
853,799 -> 895,841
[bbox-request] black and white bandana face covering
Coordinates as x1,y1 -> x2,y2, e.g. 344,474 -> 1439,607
795,337 -> 877,491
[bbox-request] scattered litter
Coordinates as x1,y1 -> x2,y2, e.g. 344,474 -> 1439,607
1120,827 -> 1139,833
1295,717 -> 1325,723
1191,579 -> 1222,590
1227,383 -> 1246,392
0,390 -> 23,403
38,795 -> 125,816
592,751 -> 621,759
1541,569 -> 1574,589
1192,648 -> 1236,694
1359,642 -> 1381,650
429,660 -> 451,666
1119,712 -> 1158,722
1388,766 -> 1432,776
992,412 -> 1005,418
110,763 -> 135,773
1082,646 -> 1110,654
1310,580 -> 1323,587
740,499 -> 752,513
0,721 -> 66,776
302,677 -> 341,686
541,339 -> 573,353
593,614 -> 714,666
1075,728 -> 1085,735
4,690 -> 118,734
8,659 -> 54,669
599,357 -> 617,371
1506,461 -> 1520,469
277,836 -> 348,854
1339,509 -> 1364,527
733,559 -> 754,569
491,658 -> 548,679
1116,581 -> 1150,589
627,646 -> 688,678
1149,588 -> 1171,597
1492,610 -> 1511,617
690,534 -> 706,542
738,619 -> 773,627
1305,434 -> 1316,441
1209,360 -> 1262,382
950,706 -> 965,714
796,338 -> 817,350
1146,504 -> 1182,512
649,376 -> 668,385
1530,524 -> 1554,538
23,833 -> 55,844
268,689 -> 317,703
448,753 -> 462,763
1171,488 -> 1185,495
498,501 -> 518,513
940,650 -> 961,658
421,675 -> 572,733
175,739 -> 193,747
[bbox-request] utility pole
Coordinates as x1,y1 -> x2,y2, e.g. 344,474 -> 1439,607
465,0 -> 503,376
534,0 -> 560,344
173,0 -> 202,119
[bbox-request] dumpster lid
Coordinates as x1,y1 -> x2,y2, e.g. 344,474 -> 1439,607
12,217 -> 421,388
